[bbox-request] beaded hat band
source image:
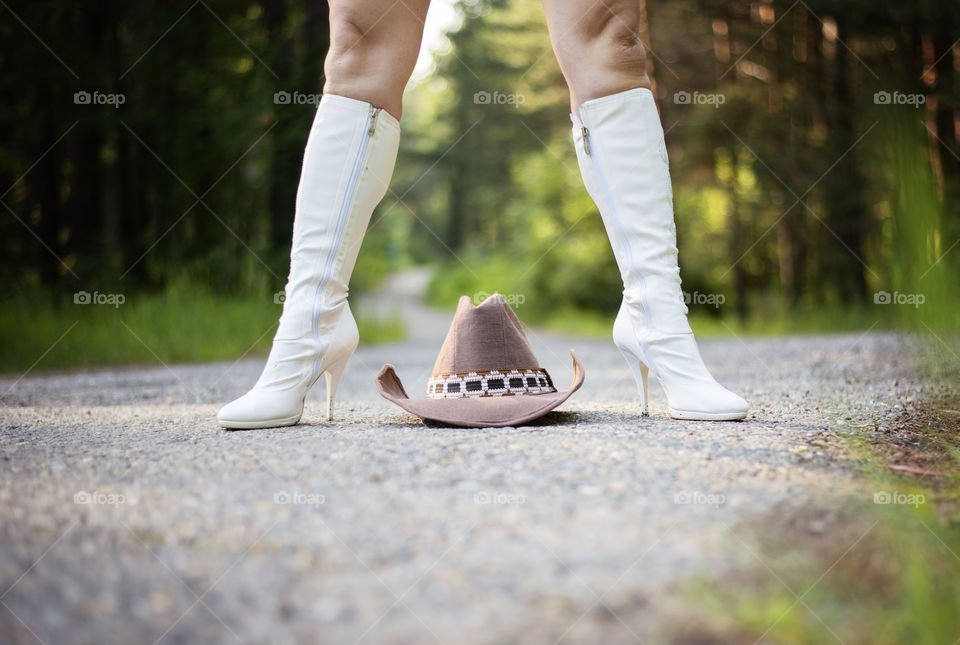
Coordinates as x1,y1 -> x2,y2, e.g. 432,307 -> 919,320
427,368 -> 555,399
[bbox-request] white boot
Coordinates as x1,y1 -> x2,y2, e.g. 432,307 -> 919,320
218,94 -> 400,428
571,88 -> 748,420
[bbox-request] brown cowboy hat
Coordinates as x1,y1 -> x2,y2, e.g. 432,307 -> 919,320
375,293 -> 585,427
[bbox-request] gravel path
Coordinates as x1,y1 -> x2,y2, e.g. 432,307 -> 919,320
0,272 -> 923,644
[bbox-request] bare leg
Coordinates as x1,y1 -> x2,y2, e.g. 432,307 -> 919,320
541,0 -> 650,111
323,0 -> 430,120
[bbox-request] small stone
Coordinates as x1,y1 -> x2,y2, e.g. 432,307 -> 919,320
149,591 -> 171,613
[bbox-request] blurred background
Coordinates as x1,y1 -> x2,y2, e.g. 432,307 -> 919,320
0,0 -> 957,371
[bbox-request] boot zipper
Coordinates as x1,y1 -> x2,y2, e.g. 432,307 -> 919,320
571,113 -> 592,156
579,108 -> 661,380
311,105 -> 378,382
579,109 -> 631,281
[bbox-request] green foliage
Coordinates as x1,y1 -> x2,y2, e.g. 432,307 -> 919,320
0,1 -> 415,371
404,0 -> 960,337
3,0 -> 959,369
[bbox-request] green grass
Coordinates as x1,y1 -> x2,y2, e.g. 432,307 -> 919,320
0,286 -> 405,374
680,396 -> 960,645
687,484 -> 960,644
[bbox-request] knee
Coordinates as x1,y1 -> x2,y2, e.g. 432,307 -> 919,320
324,9 -> 381,84
606,24 -> 648,73
549,0 -> 649,106
322,6 -> 420,112
566,1 -> 648,74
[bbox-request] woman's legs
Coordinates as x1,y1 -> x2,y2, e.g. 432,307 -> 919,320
218,1 -> 429,428
323,0 -> 430,119
541,0 -> 650,111
542,1 -> 749,420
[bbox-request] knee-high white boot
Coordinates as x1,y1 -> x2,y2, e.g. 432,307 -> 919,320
217,94 -> 400,428
571,88 -> 748,420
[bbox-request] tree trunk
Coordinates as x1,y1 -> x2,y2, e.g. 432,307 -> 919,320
820,14 -> 869,302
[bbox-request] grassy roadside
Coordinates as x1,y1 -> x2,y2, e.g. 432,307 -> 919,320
671,388 -> 960,644
0,287 -> 405,374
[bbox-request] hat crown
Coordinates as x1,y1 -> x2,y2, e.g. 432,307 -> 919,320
431,294 -> 540,374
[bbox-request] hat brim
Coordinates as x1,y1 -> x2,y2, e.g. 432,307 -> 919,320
374,350 -> 585,428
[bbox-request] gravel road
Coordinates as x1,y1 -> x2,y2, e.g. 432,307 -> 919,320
0,271 -> 923,644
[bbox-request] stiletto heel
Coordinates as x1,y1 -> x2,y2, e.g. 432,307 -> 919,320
639,362 -> 649,416
619,348 -> 650,416
324,354 -> 351,421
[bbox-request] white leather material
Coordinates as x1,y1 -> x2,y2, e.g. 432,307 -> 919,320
218,94 -> 400,428
572,88 -> 748,420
